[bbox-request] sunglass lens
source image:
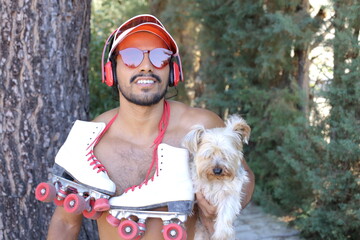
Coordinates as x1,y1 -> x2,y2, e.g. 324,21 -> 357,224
119,48 -> 143,68
149,48 -> 172,68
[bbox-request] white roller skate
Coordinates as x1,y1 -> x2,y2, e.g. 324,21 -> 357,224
35,120 -> 116,220
106,143 -> 194,240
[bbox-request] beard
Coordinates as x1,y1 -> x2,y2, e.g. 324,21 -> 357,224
118,73 -> 168,106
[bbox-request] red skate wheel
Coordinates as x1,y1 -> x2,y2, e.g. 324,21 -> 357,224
118,219 -> 140,240
63,194 -> 86,214
106,214 -> 121,227
35,182 -> 56,202
93,198 -> 110,211
162,223 -> 185,240
83,199 -> 102,220
181,231 -> 187,240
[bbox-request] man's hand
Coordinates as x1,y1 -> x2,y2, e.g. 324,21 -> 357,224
196,192 -> 216,234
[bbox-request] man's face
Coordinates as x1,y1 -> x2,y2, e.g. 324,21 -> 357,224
115,32 -> 171,106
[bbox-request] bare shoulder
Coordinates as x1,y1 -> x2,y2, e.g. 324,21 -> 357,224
168,101 -> 225,131
92,108 -> 119,124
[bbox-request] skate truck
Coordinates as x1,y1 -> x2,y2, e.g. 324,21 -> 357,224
35,120 -> 116,220
106,143 -> 194,240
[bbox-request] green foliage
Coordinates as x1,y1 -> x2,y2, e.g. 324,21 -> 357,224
188,0 -> 317,211
88,0 -> 360,238
187,0 -> 360,239
297,1 -> 360,239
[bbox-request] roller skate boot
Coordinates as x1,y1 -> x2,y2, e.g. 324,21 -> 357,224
106,143 -> 194,240
35,120 -> 116,219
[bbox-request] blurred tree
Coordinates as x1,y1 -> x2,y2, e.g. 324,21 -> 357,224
0,0 -> 94,239
188,0 -> 323,214
188,0 -> 359,238
88,0 -> 359,238
298,0 -> 360,239
149,0 -> 167,15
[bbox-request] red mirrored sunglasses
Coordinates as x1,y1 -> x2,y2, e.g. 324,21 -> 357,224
118,47 -> 173,69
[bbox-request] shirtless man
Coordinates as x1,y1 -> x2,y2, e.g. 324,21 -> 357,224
47,14 -> 255,240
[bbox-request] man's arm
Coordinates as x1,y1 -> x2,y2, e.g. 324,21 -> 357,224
47,207 -> 83,240
241,159 -> 255,208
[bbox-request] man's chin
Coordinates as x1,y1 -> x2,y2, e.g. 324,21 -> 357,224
119,84 -> 168,107
125,93 -> 166,106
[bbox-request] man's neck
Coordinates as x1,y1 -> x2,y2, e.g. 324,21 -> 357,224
115,99 -> 166,139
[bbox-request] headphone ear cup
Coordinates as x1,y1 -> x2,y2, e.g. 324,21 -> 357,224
172,61 -> 180,87
104,61 -> 114,87
169,56 -> 182,87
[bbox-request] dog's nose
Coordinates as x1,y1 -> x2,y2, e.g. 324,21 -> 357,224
213,167 -> 223,175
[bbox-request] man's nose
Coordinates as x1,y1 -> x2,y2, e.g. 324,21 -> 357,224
139,52 -> 154,72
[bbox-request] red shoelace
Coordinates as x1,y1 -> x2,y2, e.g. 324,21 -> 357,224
125,101 -> 170,192
86,150 -> 107,173
85,113 -> 118,173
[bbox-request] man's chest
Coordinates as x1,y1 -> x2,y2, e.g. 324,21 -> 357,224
94,139 -> 160,194
92,125 -> 187,193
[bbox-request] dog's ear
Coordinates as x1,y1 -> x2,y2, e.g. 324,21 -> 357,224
226,115 -> 251,144
182,125 -> 205,153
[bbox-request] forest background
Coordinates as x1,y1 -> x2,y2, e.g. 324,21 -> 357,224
0,0 -> 359,240
90,1 -> 360,239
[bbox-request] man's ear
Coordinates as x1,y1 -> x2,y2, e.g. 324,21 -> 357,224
182,125 -> 205,154
226,115 -> 251,144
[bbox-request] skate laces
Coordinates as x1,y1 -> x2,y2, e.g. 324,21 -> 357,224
85,114 -> 118,173
125,101 -> 170,193
86,150 -> 107,173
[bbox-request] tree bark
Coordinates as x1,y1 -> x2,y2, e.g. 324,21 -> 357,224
0,0 -> 96,239
294,0 -> 312,117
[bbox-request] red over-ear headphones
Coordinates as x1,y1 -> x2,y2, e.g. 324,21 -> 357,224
168,55 -> 183,87
101,14 -> 183,88
104,61 -> 114,87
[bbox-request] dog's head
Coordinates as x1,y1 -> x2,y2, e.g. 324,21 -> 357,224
182,115 -> 251,181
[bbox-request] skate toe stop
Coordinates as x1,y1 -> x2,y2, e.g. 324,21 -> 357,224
94,198 -> 110,211
106,214 -> 121,227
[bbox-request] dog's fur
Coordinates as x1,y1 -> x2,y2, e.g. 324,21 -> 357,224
182,115 -> 251,240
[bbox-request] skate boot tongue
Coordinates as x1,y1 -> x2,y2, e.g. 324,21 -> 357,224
82,114 -> 119,174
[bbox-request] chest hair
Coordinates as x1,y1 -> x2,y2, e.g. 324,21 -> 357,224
95,140 -> 156,195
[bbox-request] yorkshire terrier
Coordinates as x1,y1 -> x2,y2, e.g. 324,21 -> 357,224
182,115 -> 251,240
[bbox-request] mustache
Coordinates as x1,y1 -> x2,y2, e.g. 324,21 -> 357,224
130,73 -> 162,83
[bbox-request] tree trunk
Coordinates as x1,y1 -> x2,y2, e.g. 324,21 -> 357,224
0,1 -> 96,239
295,47 -> 310,116
294,0 -> 312,117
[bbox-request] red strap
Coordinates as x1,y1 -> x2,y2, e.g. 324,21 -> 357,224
86,102 -> 170,185
87,113 -> 118,150
125,101 -> 170,192
147,100 -> 170,180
